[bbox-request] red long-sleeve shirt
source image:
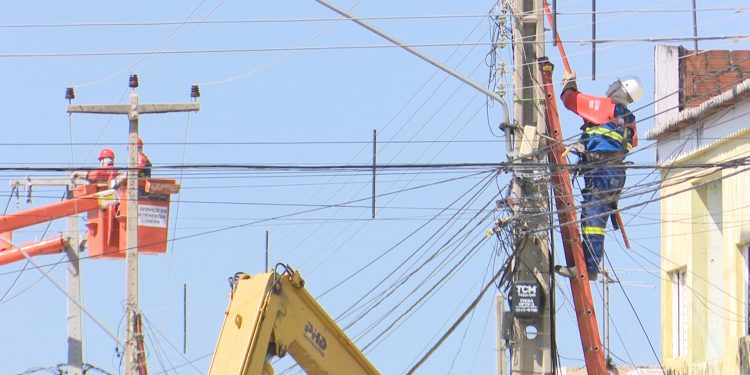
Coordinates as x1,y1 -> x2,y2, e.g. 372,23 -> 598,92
87,167 -> 118,183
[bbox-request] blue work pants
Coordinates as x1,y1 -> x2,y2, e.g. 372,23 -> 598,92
580,165 -> 625,273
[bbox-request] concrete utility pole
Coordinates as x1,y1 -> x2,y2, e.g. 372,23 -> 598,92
496,294 -> 507,375
10,175 -> 87,375
311,1 -> 543,372
508,0 -> 552,374
67,76 -> 199,374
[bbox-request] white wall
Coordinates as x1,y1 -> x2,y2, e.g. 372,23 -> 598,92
656,99 -> 750,165
654,44 -> 681,134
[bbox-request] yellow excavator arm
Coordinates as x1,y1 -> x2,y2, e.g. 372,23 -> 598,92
209,266 -> 380,375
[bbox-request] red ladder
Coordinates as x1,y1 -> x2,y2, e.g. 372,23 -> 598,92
538,57 -> 607,374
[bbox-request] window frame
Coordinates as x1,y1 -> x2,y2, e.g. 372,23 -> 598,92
670,268 -> 688,357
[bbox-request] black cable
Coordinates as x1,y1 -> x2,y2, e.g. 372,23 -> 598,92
0,171 -> 497,278
602,252 -> 664,371
509,47 -> 750,165
406,262 -> 504,374
1,8 -> 745,29
548,183 -> 559,373
2,158 -> 750,174
319,172 -> 498,299
496,14 -> 750,368
346,177 -> 501,335
444,256 -> 495,374
140,313 -> 202,374
0,152 -> 743,281
358,211 -> 497,349
337,175 -> 500,324
614,231 -> 748,323
347,185 -> 500,336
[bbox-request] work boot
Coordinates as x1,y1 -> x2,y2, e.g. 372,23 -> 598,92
554,265 -> 598,281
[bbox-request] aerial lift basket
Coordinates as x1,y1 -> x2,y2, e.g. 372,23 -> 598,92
87,179 -> 179,258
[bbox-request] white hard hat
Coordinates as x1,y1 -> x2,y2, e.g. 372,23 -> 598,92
619,76 -> 643,103
606,76 -> 643,104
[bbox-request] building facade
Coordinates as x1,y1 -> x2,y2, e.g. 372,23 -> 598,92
646,45 -> 750,374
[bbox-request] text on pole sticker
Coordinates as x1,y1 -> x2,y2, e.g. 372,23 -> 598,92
138,205 -> 168,228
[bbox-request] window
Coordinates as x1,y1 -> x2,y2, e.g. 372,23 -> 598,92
671,269 -> 688,357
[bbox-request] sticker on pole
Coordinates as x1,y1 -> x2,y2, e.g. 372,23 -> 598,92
511,281 -> 544,320
138,205 -> 168,228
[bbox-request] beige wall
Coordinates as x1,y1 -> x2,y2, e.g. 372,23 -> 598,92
660,128 -> 750,374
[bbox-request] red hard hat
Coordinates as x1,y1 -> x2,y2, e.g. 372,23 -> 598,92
98,148 -> 115,160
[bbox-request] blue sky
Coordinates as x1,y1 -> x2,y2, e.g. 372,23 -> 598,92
0,1 -> 748,374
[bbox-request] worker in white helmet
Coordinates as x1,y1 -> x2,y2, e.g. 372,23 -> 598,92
556,72 -> 643,281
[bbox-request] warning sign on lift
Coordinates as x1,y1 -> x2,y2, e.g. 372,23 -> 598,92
511,281 -> 543,320
138,205 -> 168,228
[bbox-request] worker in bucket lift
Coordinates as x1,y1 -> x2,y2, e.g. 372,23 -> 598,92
110,137 -> 152,188
555,71 -> 643,281
135,137 -> 152,178
85,148 -> 119,183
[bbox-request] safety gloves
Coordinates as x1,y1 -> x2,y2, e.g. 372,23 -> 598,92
561,70 -> 578,92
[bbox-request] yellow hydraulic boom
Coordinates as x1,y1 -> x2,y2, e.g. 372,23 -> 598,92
209,265 -> 379,375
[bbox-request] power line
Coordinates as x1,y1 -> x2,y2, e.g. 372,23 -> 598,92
406,259 -> 503,374
318,173 -> 499,303
72,0 -> 218,89
7,6 -> 750,374
0,139 -> 501,146
340,180 -> 500,327
497,24 -> 750,366
2,35 -> 747,59
2,8 -> 746,29
200,0 -> 366,87
2,156 -> 748,352
602,255 -> 664,370
1,157 -> 750,172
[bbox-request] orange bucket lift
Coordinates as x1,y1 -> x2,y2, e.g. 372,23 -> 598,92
0,178 -> 180,263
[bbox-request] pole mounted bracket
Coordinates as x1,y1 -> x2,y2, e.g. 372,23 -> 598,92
129,92 -> 139,120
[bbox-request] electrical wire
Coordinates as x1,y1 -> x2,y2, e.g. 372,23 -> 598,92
405,261 -> 504,374
136,0 -> 229,76
141,313 -> 203,374
73,0 -> 213,88
0,35 -> 745,59
0,152 -> 745,280
0,191 -> 67,305
614,230 -> 750,323
317,172 -> 499,299
0,139 -> 502,146
306,101 -> 493,276
491,2 -> 750,370
265,17 -> 499,284
199,0 -> 364,86
548,139 -> 748,370
369,222 -> 502,345
1,8 -> 746,29
156,108 -> 193,354
602,254 -> 664,370
0,170 -> 495,279
338,176 -> 499,326
330,194 -> 502,364
5,2 -> 750,374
